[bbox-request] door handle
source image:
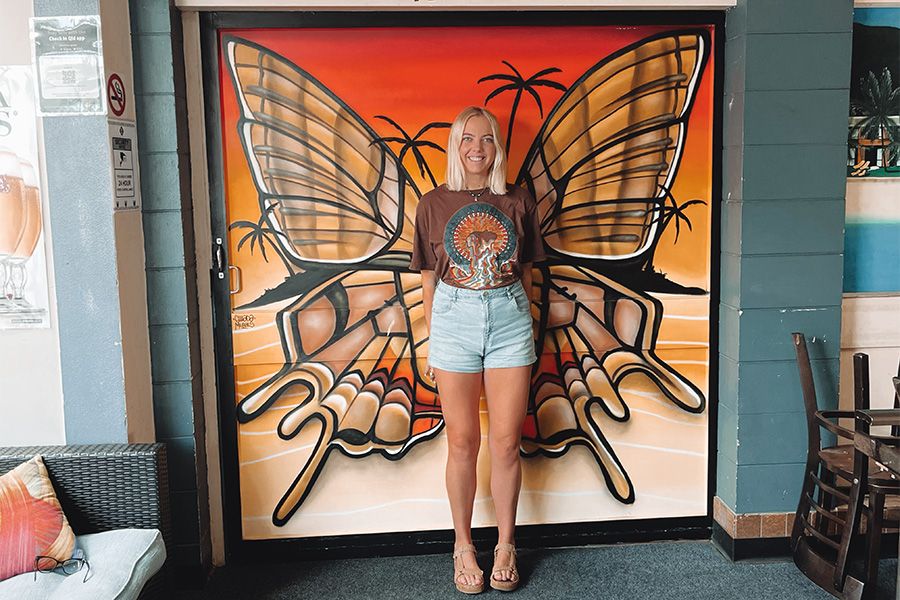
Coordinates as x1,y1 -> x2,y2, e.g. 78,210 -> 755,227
228,265 -> 242,295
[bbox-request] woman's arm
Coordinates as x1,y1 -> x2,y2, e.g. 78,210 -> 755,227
521,263 -> 533,304
422,269 -> 437,334
421,270 -> 436,380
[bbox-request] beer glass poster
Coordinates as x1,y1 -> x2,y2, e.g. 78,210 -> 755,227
0,66 -> 50,329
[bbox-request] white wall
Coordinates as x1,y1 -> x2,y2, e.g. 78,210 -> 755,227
840,178 -> 900,411
0,0 -> 65,446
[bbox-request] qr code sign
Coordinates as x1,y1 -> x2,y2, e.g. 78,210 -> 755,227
61,69 -> 77,85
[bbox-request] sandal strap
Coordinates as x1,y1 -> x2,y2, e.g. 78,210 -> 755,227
452,543 -> 477,559
494,542 -> 516,555
492,543 -> 518,578
453,544 -> 483,580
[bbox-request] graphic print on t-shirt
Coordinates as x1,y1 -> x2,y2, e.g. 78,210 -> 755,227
443,202 -> 518,289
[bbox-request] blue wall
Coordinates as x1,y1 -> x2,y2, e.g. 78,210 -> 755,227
719,0 -> 851,514
130,0 -> 211,579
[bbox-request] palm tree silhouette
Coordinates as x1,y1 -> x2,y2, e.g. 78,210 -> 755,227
229,202 -> 294,275
642,191 -> 707,272
657,195 -> 707,243
373,116 -> 450,188
478,61 -> 567,154
851,67 -> 900,169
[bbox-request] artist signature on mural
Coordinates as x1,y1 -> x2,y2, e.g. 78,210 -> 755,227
232,313 -> 256,330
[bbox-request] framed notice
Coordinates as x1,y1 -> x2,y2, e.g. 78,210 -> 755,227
31,15 -> 105,116
109,120 -> 141,211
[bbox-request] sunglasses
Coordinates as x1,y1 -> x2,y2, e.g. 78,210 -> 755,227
33,552 -> 91,583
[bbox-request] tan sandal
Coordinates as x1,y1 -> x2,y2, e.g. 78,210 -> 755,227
490,542 -> 520,592
452,543 -> 484,594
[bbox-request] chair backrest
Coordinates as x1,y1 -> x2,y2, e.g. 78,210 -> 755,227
793,332 -> 821,454
791,336 -> 871,598
853,352 -> 870,412
893,366 -> 900,436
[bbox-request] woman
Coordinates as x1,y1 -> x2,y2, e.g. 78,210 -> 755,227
409,106 -> 545,593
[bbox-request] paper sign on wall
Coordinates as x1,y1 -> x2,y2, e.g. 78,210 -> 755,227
31,15 -> 106,116
109,120 -> 141,211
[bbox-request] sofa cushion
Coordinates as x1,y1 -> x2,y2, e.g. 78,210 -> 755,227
0,528 -> 166,600
0,455 -> 75,581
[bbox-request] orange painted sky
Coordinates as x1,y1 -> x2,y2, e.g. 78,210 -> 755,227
219,24 -> 716,298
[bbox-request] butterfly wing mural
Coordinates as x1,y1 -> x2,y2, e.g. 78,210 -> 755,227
221,27 -> 713,532
226,38 -> 441,525
517,30 -> 708,504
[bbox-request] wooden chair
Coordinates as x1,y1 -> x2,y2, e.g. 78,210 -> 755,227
789,333 -> 900,599
893,370 -> 900,437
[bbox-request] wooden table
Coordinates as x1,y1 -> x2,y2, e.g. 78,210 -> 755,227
854,408 -> 900,599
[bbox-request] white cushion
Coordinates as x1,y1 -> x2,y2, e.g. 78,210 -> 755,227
0,528 -> 166,600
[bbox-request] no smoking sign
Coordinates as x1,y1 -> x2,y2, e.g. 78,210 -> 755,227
107,73 -> 126,117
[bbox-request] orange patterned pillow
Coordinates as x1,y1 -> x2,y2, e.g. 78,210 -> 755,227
0,455 -> 75,581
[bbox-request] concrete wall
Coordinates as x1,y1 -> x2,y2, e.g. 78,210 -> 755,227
0,0 -> 65,447
0,0 -> 154,447
34,0 -> 130,445
28,0 -> 155,445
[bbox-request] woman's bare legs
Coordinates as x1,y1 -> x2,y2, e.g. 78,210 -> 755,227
483,364 -> 531,582
435,367 -> 484,587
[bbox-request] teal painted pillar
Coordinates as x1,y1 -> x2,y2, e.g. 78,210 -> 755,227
131,0 -> 211,582
718,0 -> 851,520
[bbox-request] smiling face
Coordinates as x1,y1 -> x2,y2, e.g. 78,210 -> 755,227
458,115 -> 497,187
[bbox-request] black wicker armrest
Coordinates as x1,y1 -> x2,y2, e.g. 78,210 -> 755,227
0,444 -> 172,564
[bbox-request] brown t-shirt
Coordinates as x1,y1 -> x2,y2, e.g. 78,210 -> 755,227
409,184 -> 546,289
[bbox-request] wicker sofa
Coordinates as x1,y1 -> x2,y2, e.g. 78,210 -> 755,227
0,444 -> 172,600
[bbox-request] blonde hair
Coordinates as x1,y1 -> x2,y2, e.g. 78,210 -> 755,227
445,106 -> 508,195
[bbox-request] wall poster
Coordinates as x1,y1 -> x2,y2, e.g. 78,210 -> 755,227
845,7 -> 900,294
0,67 -> 50,329
849,8 -> 900,177
30,16 -> 105,117
217,23 -> 716,540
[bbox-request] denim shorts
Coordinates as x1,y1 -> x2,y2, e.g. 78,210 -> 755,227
428,280 -> 537,373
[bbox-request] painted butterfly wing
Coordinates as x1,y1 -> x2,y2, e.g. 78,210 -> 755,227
242,267 -> 441,525
517,30 -> 710,261
225,36 -> 418,265
517,30 -> 710,504
225,36 -> 439,525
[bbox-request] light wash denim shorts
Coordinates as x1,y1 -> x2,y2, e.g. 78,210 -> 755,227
428,280 -> 537,373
